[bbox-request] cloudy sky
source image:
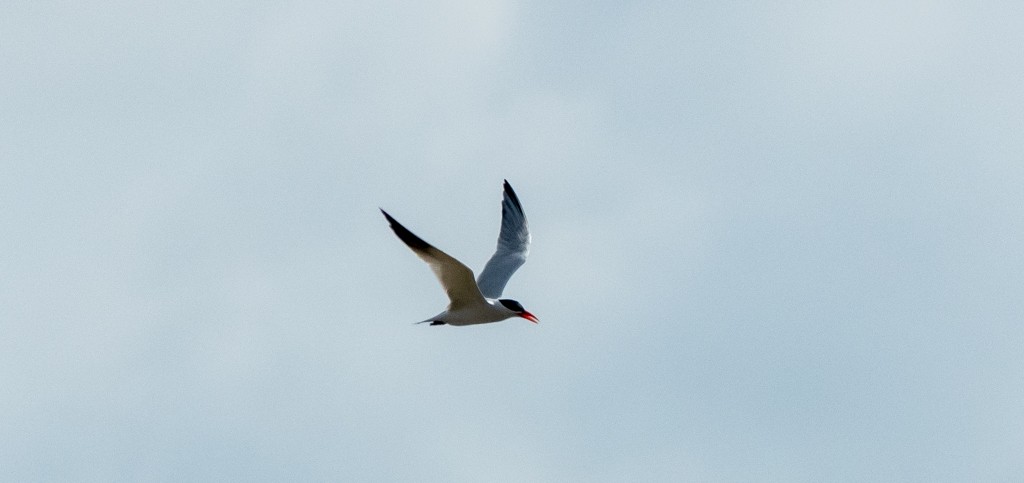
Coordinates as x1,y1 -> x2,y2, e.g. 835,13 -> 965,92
3,1 -> 1023,481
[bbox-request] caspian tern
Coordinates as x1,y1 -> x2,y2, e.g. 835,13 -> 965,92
381,180 -> 538,326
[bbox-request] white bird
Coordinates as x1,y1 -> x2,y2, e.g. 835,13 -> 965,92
381,180 -> 538,326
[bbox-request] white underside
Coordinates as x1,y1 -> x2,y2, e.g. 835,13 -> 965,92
421,299 -> 517,326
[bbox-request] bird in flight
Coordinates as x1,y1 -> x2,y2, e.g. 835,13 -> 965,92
381,180 -> 538,326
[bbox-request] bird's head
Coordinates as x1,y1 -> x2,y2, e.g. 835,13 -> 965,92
498,299 -> 539,324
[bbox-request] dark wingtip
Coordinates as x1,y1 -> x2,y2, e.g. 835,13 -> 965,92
502,180 -> 524,213
381,210 -> 432,252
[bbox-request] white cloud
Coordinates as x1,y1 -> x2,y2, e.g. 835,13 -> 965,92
3,1 -> 1024,481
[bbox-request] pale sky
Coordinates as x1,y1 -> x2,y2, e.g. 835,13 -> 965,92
3,2 -> 1023,481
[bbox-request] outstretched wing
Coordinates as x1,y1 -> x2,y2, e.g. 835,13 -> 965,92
476,180 -> 531,299
381,209 -> 485,309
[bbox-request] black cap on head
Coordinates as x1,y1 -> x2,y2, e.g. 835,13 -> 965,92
498,299 -> 525,312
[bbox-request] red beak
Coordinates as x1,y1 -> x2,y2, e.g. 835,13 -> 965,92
520,311 -> 539,324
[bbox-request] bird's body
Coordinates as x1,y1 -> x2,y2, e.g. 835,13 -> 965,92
419,299 -> 530,327
381,180 -> 538,327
